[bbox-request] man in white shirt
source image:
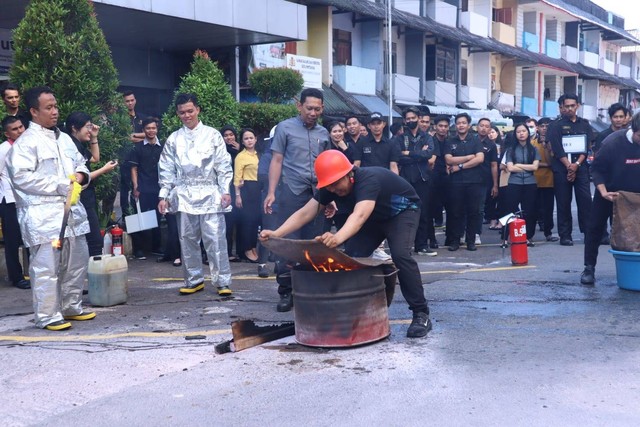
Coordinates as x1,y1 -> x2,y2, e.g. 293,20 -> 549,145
0,116 -> 30,289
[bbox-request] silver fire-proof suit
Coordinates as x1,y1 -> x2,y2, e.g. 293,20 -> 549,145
6,122 -> 91,328
158,122 -> 233,288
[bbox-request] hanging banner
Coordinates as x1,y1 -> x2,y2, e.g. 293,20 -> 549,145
286,54 -> 322,89
250,43 -> 286,72
0,29 -> 15,78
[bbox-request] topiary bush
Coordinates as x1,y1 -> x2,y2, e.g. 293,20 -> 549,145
238,102 -> 298,137
162,50 -> 240,136
9,0 -> 130,225
248,67 -> 304,104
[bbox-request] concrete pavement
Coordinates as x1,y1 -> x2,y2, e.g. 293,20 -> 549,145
2,224 -> 640,426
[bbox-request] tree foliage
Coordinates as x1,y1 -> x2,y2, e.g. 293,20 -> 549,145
249,67 -> 304,104
10,0 -> 130,222
162,50 -> 240,136
238,102 -> 298,137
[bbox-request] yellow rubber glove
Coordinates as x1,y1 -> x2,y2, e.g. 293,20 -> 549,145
68,174 -> 82,206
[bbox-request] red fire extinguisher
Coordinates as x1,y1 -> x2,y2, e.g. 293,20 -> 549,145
509,218 -> 528,266
111,225 -> 124,256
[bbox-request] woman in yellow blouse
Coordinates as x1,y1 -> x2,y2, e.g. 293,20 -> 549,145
234,128 -> 260,262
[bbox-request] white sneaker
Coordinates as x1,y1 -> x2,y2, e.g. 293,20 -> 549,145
475,234 -> 482,245
372,247 -> 391,261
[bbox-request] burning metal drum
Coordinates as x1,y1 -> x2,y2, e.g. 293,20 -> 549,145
291,266 -> 391,347
263,237 -> 394,348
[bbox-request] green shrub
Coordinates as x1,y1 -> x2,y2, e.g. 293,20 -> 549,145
238,102 -> 298,136
248,67 -> 304,104
9,0 -> 130,224
162,50 -> 239,137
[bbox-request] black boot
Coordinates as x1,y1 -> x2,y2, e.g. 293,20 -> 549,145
276,294 -> 293,312
580,265 -> 595,285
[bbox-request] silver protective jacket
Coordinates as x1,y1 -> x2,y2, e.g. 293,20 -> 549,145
158,122 -> 233,214
6,122 -> 90,247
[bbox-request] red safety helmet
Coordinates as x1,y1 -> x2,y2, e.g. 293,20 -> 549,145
315,150 -> 353,189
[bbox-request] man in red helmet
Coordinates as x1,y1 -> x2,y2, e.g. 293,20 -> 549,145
260,150 -> 432,338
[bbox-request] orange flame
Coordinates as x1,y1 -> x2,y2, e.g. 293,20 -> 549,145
304,250 -> 352,272
52,239 -> 62,250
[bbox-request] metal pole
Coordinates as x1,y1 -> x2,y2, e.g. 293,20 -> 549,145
387,0 -> 393,133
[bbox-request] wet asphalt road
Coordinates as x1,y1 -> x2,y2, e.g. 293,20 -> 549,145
2,222 -> 640,426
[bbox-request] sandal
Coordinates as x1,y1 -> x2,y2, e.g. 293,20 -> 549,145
244,250 -> 259,263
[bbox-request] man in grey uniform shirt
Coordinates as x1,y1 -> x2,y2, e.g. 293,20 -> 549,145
263,88 -> 330,312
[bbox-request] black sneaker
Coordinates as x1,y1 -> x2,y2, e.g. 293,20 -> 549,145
257,264 -> 269,278
276,294 -> 293,312
560,238 -> 574,246
151,249 -> 165,257
14,279 -> 31,289
133,250 -> 146,260
406,312 -> 432,338
580,265 -> 595,285
448,242 -> 459,252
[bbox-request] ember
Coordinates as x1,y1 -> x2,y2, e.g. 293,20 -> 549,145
304,250 -> 353,272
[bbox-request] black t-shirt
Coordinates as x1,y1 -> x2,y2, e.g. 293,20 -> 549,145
593,127 -> 615,154
314,167 -> 420,222
442,134 -> 485,184
130,139 -> 163,194
72,136 -> 95,190
432,136 -> 448,175
478,137 -> 498,185
122,111 -> 149,167
591,129 -> 640,193
353,134 -> 400,168
548,116 -> 594,173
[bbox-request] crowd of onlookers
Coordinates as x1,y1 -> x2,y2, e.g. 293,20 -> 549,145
1,80 -> 635,331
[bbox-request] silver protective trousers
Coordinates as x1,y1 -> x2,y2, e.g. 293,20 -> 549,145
178,212 -> 231,288
29,236 -> 89,328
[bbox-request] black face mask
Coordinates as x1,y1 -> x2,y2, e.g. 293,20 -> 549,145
406,121 -> 418,130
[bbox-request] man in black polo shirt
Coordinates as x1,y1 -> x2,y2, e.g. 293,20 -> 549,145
476,117 -> 499,245
121,91 -> 148,219
354,112 -> 399,173
1,83 -> 29,128
130,117 -> 163,258
260,150 -> 432,338
593,103 -> 627,155
394,107 -> 438,256
431,115 -> 451,236
344,114 -> 363,146
547,94 -> 593,246
581,113 -> 640,284
443,113 -> 485,251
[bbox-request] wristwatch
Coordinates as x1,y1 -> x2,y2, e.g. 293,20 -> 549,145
458,163 -> 464,170
575,161 -> 581,167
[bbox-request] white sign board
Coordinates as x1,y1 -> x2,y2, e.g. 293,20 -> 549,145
286,54 -> 322,89
562,134 -> 587,154
0,29 -> 15,78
